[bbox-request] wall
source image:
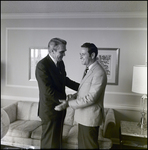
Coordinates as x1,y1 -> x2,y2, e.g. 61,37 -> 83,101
1,13 -> 147,141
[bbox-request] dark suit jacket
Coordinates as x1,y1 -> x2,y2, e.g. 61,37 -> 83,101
35,55 -> 79,121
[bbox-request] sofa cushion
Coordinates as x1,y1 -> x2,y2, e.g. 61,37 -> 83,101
6,120 -> 42,138
17,101 -> 41,121
31,124 -> 72,141
29,102 -> 41,121
64,107 -> 75,126
31,125 -> 42,140
3,103 -> 17,123
64,125 -> 78,145
103,108 -> 116,138
98,137 -> 112,149
63,124 -> 72,139
2,136 -> 40,148
98,126 -> 112,149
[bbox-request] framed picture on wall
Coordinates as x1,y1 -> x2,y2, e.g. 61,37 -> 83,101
29,48 -> 48,81
97,48 -> 120,85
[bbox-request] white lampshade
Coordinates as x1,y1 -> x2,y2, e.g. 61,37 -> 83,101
1,109 -> 10,139
132,65 -> 147,94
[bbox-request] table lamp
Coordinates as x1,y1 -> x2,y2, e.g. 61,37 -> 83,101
132,65 -> 147,129
1,108 -> 10,139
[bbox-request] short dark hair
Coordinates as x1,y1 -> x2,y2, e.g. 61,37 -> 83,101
81,42 -> 98,58
48,38 -> 67,49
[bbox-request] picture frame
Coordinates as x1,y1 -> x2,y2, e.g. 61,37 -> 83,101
29,48 -> 48,81
97,48 -> 120,85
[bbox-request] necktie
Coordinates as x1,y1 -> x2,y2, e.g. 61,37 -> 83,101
82,67 -> 89,79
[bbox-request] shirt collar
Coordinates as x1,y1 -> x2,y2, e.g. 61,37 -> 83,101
88,61 -> 97,70
49,53 -> 57,66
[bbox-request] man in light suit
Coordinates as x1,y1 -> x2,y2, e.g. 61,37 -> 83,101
35,38 -> 79,149
55,42 -> 107,149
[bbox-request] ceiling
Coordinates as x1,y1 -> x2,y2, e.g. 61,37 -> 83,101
1,1 -> 147,14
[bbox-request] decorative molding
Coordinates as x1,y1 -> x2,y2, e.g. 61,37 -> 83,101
6,84 -> 38,89
1,95 -> 38,102
5,27 -> 147,89
6,28 -> 8,88
1,12 -> 147,19
5,27 -> 147,31
66,88 -> 141,96
105,104 -> 140,111
105,91 -> 140,96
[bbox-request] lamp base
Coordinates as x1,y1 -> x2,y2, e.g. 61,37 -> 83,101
137,112 -> 147,130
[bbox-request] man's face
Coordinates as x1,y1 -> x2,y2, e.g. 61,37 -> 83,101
53,44 -> 67,62
80,47 -> 92,66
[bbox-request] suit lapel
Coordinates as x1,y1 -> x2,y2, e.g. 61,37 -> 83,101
46,55 -> 56,68
46,55 -> 61,75
46,55 -> 65,85
78,63 -> 98,90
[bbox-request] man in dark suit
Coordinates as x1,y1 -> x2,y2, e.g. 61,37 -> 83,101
35,38 -> 79,149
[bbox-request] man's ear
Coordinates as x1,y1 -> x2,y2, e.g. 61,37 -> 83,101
91,52 -> 95,59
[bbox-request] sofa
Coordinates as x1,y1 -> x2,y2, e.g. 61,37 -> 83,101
1,101 -> 116,149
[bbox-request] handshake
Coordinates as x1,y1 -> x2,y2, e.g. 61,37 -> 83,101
54,94 -> 75,111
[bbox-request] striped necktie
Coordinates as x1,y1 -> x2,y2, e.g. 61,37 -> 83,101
82,67 -> 89,79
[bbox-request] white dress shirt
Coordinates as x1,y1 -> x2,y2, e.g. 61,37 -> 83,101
49,53 -> 57,66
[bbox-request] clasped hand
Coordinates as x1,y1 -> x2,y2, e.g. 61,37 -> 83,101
54,94 -> 74,111
54,100 -> 68,111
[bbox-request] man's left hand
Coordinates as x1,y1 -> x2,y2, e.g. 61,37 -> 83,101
54,100 -> 68,111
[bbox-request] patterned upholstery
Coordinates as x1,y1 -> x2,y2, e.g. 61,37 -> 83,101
64,107 -> 75,126
6,120 -> 41,138
17,101 -> 41,121
1,101 -> 116,149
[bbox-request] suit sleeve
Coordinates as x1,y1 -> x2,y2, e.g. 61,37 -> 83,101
66,77 -> 80,91
69,71 -> 107,109
35,62 -> 66,104
60,61 -> 80,91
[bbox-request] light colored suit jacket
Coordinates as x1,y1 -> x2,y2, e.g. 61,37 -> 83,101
69,61 -> 107,127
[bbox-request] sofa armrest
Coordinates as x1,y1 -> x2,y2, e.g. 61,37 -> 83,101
3,102 -> 18,123
103,108 -> 116,138
98,127 -> 113,149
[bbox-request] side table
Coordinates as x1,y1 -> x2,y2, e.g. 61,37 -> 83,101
119,121 -> 147,149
